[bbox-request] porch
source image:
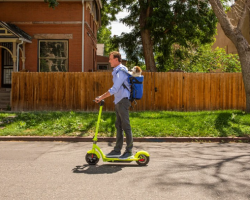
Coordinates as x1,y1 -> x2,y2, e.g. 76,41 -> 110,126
0,21 -> 32,109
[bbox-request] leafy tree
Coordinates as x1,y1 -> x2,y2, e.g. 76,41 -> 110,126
97,26 -> 118,56
45,0 -> 217,72
158,42 -> 241,72
111,0 -> 217,71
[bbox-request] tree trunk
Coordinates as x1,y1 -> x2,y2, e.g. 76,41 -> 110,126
237,38 -> 250,112
139,0 -> 157,72
209,0 -> 250,112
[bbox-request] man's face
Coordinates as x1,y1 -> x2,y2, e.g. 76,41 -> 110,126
109,54 -> 119,68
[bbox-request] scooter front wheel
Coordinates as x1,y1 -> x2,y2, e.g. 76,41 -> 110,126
85,153 -> 99,165
136,154 -> 150,166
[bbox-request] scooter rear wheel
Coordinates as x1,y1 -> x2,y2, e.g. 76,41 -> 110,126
85,153 -> 99,165
136,154 -> 150,166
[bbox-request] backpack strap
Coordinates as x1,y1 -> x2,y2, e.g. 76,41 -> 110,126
116,67 -> 131,92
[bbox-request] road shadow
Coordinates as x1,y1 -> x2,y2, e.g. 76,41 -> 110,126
72,163 -> 144,174
149,143 -> 250,199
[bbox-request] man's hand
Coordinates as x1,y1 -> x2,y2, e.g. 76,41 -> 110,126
95,96 -> 101,103
94,91 -> 111,103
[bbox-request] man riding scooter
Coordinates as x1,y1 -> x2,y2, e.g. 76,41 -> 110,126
95,51 -> 133,159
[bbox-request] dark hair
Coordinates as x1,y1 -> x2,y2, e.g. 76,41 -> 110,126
109,51 -> 122,62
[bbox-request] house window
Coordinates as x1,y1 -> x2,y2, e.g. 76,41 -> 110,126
98,64 -> 108,70
39,40 -> 68,72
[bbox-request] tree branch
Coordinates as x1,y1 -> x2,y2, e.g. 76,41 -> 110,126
208,0 -> 236,42
237,0 -> 248,29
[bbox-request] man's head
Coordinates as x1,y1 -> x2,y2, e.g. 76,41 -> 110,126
109,51 -> 122,68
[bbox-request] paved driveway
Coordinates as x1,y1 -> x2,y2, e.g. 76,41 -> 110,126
0,141 -> 250,200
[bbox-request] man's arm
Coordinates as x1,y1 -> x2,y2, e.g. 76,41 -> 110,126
95,91 -> 111,103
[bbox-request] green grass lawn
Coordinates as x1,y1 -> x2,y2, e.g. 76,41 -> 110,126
0,110 -> 250,137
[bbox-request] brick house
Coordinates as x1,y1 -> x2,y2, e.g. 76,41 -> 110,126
0,0 -> 102,108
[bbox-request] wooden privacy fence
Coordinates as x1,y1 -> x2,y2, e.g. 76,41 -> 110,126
11,72 -> 246,111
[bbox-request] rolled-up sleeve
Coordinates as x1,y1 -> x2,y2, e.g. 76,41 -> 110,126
108,71 -> 127,95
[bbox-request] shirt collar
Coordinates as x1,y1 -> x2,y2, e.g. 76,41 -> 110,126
113,63 -> 123,72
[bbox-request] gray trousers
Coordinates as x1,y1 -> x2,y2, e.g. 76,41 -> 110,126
114,98 -> 133,153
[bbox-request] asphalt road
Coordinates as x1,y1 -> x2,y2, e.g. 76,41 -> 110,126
0,141 -> 250,200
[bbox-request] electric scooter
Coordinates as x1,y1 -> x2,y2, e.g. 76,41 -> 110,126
85,100 -> 150,166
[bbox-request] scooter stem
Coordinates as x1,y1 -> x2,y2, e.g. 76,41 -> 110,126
93,103 -> 103,142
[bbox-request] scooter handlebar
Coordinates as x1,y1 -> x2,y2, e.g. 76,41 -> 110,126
93,99 -> 105,106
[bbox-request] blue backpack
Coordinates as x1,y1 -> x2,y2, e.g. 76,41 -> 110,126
117,68 -> 144,104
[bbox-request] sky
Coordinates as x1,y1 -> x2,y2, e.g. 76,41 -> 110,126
110,11 -> 132,37
110,11 -> 132,59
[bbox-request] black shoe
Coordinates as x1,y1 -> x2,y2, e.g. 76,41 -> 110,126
106,150 -> 121,158
119,151 -> 133,159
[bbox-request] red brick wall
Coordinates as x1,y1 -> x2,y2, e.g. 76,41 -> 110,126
84,2 -> 97,72
0,2 -> 82,22
16,24 -> 82,72
0,1 -> 98,73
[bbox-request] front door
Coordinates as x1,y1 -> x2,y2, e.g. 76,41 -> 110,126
1,43 -> 13,88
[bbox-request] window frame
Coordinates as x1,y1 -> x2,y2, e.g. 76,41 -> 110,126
38,39 -> 69,72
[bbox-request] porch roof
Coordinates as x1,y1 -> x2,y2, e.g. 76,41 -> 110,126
0,21 -> 32,43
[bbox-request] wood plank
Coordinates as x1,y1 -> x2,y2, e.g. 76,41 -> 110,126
65,73 -> 70,111
232,73 -> 237,109
165,72 -> 170,110
198,73 -> 205,111
150,72 -> 154,111
25,73 -> 31,111
18,72 -> 25,111
182,73 -> 188,111
146,72 -> 152,110
216,73 -> 220,110
228,73 -> 233,109
93,72 -> 99,112
189,73 -> 195,111
172,72 -> 178,111
43,72 -> 48,111
74,73 -> 80,111
86,72 -> 92,111
81,72 -> 86,111
220,73 -> 225,110
194,73 -> 199,111
52,73 -> 58,111
177,72 -> 183,111
210,73 -> 216,110
158,72 -> 162,111
224,73 -> 229,110
47,72 -> 53,111
70,72 -> 75,110
11,73 -> 19,111
242,74 -> 246,110
151,72 -> 156,111
204,73 -> 210,111
56,73 -> 62,110
237,73 -> 242,110
22,73 -> 27,111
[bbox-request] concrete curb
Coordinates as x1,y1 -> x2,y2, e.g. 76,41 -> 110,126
0,136 -> 249,143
